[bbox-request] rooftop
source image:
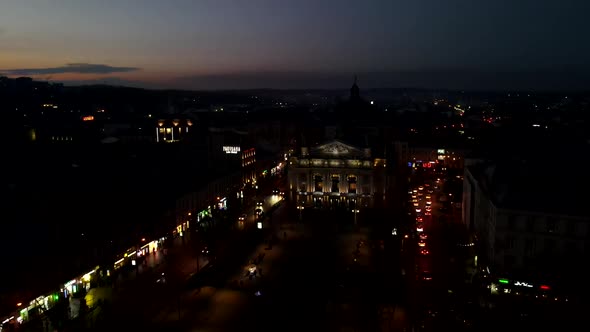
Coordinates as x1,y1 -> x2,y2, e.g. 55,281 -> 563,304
469,158 -> 590,218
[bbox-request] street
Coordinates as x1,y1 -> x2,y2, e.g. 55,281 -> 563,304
141,200 -> 393,331
76,169 -> 473,332
72,175 -> 283,331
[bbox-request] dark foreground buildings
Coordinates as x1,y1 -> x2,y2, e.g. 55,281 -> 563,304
0,79 -> 288,328
462,131 -> 590,301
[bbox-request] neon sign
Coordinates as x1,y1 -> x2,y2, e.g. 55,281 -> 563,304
514,281 -> 533,288
223,146 -> 240,154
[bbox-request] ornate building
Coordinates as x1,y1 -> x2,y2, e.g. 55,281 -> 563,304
156,118 -> 193,143
288,140 -> 386,209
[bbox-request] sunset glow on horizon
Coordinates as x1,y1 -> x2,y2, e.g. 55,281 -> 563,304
1,0 -> 588,90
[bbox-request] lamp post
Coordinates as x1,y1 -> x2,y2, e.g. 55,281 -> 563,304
352,208 -> 360,225
297,203 -> 304,221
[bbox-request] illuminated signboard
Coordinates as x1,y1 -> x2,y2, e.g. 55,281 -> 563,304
82,115 -> 95,121
223,146 -> 240,154
437,149 -> 445,154
514,281 -> 533,288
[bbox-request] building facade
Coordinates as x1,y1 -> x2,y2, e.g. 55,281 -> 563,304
288,140 -> 386,209
156,118 -> 194,143
207,126 -> 257,185
463,161 -> 590,290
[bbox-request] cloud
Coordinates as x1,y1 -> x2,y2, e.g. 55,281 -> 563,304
58,77 -> 158,89
1,63 -> 140,76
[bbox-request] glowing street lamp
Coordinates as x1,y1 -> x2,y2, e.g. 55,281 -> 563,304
297,203 -> 305,221
352,209 -> 360,224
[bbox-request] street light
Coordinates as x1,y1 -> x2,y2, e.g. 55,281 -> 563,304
352,209 -> 360,224
297,203 -> 305,221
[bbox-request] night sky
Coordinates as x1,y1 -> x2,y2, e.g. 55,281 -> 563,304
1,0 -> 589,90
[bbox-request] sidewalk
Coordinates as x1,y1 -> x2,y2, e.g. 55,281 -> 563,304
83,231 -> 208,311
229,223 -> 303,289
337,227 -> 371,267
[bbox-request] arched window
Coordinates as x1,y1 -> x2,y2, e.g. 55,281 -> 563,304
347,175 -> 357,194
331,174 -> 340,193
314,174 -> 323,192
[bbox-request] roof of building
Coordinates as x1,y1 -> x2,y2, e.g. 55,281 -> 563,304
468,158 -> 589,218
306,139 -> 368,159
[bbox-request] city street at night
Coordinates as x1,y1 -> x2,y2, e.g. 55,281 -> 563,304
76,183 -> 285,331
4,7 -> 590,330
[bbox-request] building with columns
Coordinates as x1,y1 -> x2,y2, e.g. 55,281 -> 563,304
288,140 -> 386,210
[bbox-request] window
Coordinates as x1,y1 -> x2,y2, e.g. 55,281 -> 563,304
331,175 -> 340,193
524,238 -> 536,256
505,236 -> 515,250
314,175 -> 323,192
566,220 -> 576,236
506,215 -> 516,231
299,181 -> 306,192
526,216 -> 535,232
546,217 -> 557,233
347,175 -> 357,194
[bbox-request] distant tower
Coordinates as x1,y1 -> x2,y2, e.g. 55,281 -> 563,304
350,75 -> 360,101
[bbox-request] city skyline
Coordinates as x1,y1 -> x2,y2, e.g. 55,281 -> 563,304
1,0 -> 589,90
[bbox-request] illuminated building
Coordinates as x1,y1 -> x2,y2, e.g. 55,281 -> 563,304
288,140 -> 386,209
155,118 -> 193,143
207,126 -> 257,185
